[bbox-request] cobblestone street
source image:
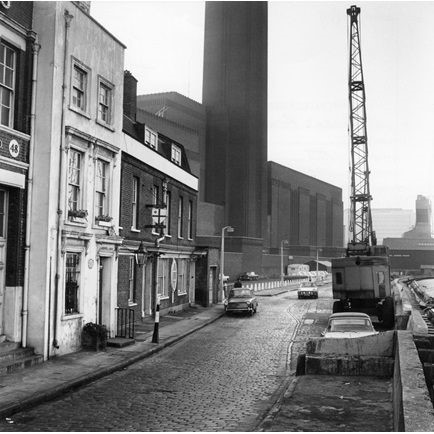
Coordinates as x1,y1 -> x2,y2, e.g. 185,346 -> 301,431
0,287 -> 332,432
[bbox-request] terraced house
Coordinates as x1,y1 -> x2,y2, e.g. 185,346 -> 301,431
119,71 -> 198,321
0,1 -> 37,348
28,1 -> 125,358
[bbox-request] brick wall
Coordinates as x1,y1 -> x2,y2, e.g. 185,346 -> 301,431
120,153 -> 197,246
2,2 -> 33,29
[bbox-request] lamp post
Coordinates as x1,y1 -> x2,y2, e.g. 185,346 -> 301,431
135,240 -> 147,267
220,225 -> 234,302
280,240 -> 289,284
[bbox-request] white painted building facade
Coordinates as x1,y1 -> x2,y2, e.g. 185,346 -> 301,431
27,2 -> 125,358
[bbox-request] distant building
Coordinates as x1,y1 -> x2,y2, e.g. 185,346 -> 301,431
384,195 -> 434,274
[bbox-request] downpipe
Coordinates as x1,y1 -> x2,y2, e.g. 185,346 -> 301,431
22,36 -> 40,348
53,9 -> 74,351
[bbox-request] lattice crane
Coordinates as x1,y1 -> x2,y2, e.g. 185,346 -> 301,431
347,5 -> 377,255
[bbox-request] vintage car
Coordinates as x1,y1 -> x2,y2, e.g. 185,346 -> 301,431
238,271 -> 259,281
321,312 -> 378,339
297,281 -> 318,299
224,288 -> 258,315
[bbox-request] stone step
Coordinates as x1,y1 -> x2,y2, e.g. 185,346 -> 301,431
0,347 -> 36,365
0,341 -> 20,354
0,352 -> 44,375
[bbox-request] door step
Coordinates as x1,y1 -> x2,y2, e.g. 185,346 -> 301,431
0,342 -> 44,375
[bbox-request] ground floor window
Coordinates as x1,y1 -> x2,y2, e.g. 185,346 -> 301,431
177,259 -> 189,295
157,258 -> 169,298
65,252 -> 80,315
129,256 -> 136,304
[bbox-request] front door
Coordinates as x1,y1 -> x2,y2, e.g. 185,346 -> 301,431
0,190 -> 7,335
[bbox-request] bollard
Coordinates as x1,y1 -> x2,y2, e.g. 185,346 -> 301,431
152,295 -> 160,343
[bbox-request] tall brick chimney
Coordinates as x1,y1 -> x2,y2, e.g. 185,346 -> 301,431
123,70 -> 138,121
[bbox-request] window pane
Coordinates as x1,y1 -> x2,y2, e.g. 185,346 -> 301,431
5,47 -> 14,68
65,253 -> 80,315
4,67 -> 12,88
1,105 -> 9,126
2,88 -> 10,107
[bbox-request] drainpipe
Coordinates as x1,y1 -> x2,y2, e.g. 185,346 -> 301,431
22,37 -> 40,348
53,9 -> 73,350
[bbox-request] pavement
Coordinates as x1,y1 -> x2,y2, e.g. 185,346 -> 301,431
0,286 -> 290,420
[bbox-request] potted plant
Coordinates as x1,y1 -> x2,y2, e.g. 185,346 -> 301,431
81,322 -> 108,351
95,215 -> 113,227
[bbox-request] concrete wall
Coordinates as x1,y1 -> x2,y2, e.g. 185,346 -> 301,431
393,331 -> 434,432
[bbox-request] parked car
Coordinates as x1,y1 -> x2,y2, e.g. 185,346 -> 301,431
224,288 -> 258,315
297,281 -> 318,299
238,271 -> 259,281
321,312 -> 378,338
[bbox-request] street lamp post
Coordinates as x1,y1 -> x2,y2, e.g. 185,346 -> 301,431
220,225 -> 234,302
280,240 -> 289,284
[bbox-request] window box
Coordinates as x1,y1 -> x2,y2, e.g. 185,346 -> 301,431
68,209 -> 87,220
95,215 -> 113,227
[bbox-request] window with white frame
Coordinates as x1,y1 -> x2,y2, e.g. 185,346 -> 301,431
152,185 -> 159,205
187,200 -> 193,239
71,61 -> 89,112
68,149 -> 83,212
95,159 -> 109,218
145,127 -> 157,149
157,258 -> 169,297
98,78 -> 113,125
65,252 -> 80,315
0,42 -> 15,127
129,256 -> 136,304
177,259 -> 188,294
178,196 -> 184,238
171,144 -> 181,166
166,191 -> 171,236
132,176 -> 139,229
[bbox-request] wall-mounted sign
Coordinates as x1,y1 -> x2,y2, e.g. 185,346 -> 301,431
171,259 -> 178,291
9,139 -> 19,158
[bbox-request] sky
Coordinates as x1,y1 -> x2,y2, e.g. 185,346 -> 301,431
91,1 -> 434,213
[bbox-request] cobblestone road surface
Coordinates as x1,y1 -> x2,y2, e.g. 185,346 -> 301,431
0,286 -> 332,432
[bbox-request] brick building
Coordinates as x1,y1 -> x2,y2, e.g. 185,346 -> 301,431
119,72 -> 198,318
0,2 -> 36,346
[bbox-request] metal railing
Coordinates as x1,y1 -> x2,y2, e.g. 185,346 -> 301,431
115,307 -> 135,339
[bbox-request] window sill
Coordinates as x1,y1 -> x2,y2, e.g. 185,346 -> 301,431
128,302 -> 138,307
187,237 -> 193,241
165,234 -> 172,238
157,295 -> 169,300
131,228 -> 141,233
69,105 -> 91,120
178,236 -> 184,240
96,118 -> 115,132
62,313 -> 83,321
65,218 -> 87,228
177,292 -> 188,296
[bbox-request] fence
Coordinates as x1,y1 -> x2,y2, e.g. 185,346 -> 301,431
115,307 -> 135,339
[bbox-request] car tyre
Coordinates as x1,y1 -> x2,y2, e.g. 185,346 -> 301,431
333,300 -> 344,313
382,297 -> 395,329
